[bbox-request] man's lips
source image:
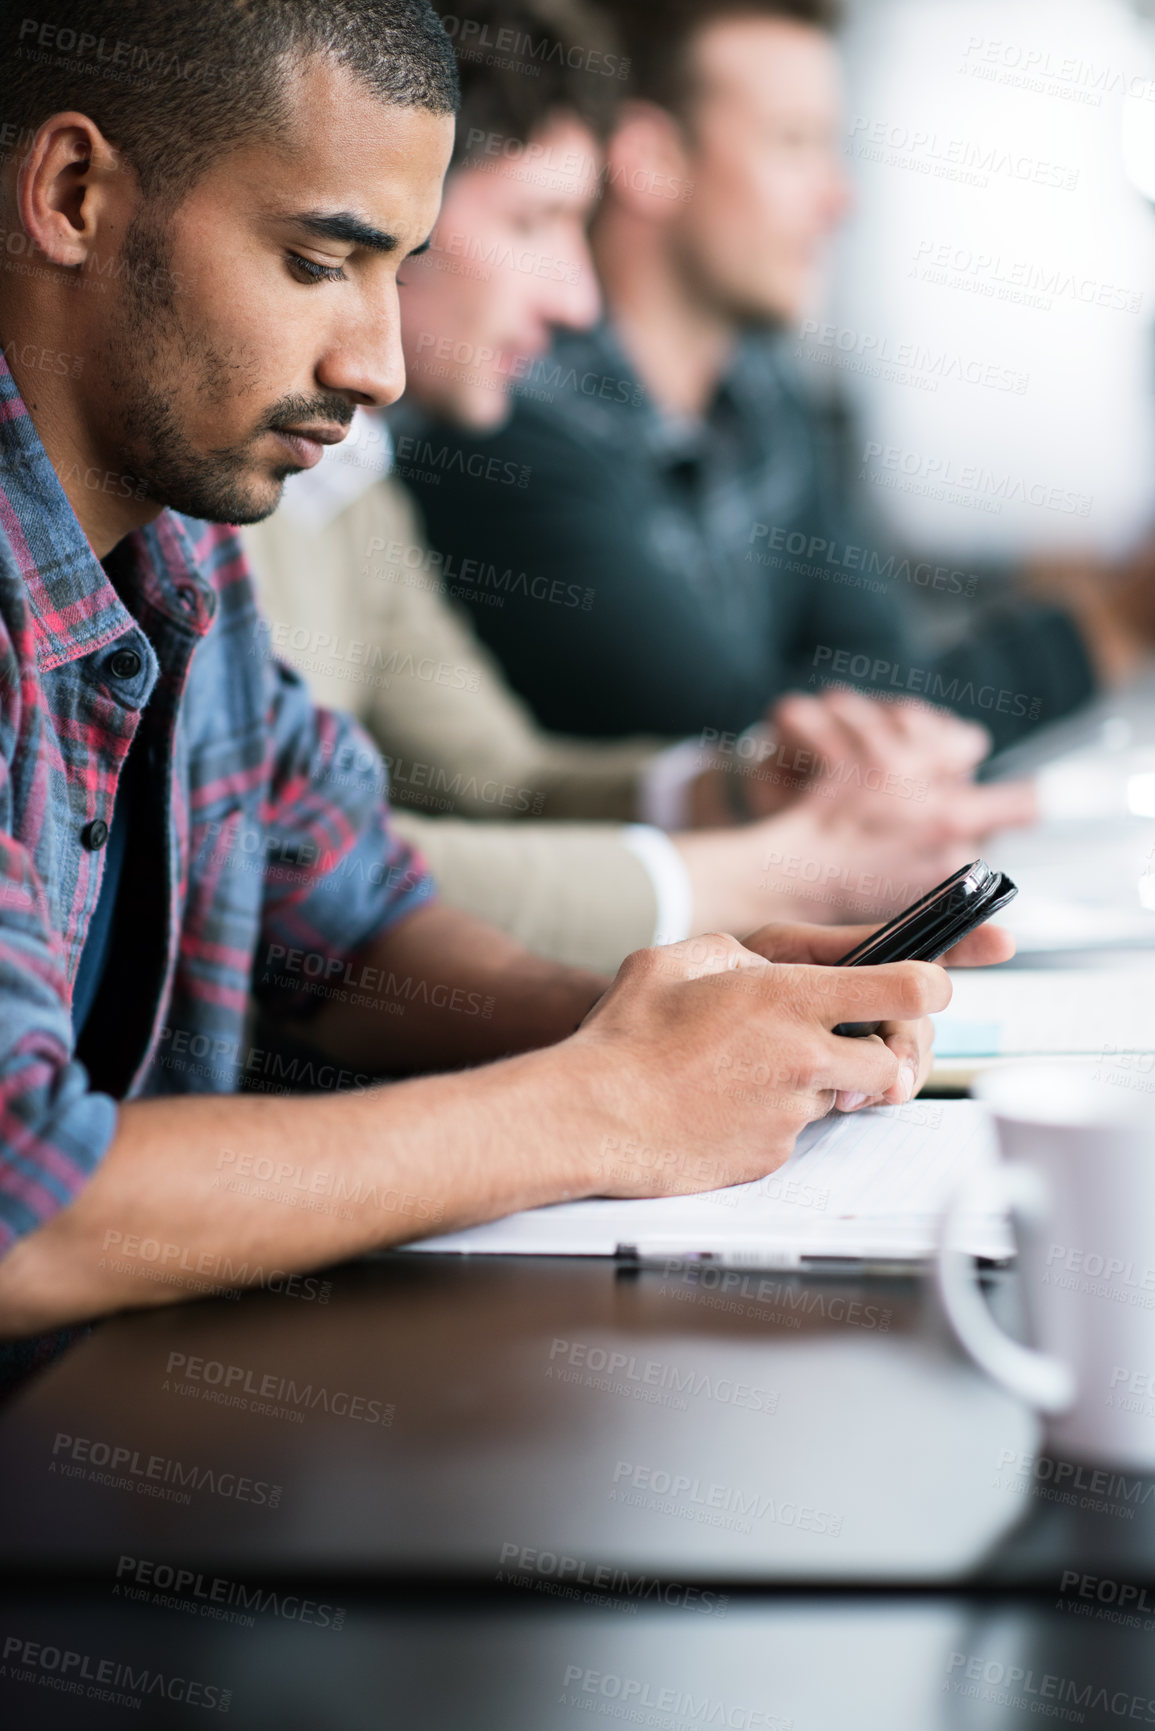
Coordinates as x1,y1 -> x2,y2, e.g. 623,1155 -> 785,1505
269,426 -> 349,470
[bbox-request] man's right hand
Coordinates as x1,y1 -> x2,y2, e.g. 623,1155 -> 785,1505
743,688 -> 1034,824
567,927 -> 953,1199
0,909 -> 1006,1337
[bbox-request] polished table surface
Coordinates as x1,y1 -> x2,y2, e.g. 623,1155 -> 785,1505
4,1255 -> 1155,1727
2,1252 -> 1153,1587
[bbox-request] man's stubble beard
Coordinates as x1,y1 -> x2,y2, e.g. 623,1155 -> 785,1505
98,211 -> 289,527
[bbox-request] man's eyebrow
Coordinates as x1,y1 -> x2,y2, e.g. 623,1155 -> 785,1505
292,209 -> 402,253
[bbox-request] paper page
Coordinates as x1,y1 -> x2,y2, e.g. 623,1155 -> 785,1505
1003,898 -> 1155,954
402,1098 -> 1010,1263
987,811 -> 1155,953
935,966 -> 1155,1058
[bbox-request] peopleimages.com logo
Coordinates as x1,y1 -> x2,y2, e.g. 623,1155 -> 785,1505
50,1433 -> 282,1508
2,1635 -> 231,1713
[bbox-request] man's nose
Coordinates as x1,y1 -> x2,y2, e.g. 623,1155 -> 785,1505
548,243 -> 602,333
316,305 -> 408,410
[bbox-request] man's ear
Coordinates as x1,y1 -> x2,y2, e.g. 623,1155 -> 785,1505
602,100 -> 693,223
16,111 -> 133,270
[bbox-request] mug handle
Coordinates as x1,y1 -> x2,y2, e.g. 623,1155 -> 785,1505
936,1162 -> 1075,1414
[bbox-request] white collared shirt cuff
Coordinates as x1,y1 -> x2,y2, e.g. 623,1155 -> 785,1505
622,825 -> 694,947
638,739 -> 713,831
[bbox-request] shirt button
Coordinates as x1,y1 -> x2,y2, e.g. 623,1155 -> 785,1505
82,819 -> 110,850
109,647 -> 143,680
176,586 -> 197,611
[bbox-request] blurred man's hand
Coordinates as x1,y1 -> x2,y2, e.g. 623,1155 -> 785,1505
677,766 -> 1032,933
677,689 -> 1035,933
756,688 -> 989,811
696,686 -> 1035,824
757,769 -> 1031,923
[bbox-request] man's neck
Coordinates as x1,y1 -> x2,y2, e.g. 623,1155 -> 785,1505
592,208 -> 737,421
0,305 -> 160,559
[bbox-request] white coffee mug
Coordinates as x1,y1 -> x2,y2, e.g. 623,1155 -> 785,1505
936,1060 -> 1155,1472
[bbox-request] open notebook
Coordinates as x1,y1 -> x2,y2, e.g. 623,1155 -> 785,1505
401,1098 -> 1012,1268
931,966 -> 1155,1087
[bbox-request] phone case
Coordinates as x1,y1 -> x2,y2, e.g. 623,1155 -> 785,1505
832,861 -> 1017,1037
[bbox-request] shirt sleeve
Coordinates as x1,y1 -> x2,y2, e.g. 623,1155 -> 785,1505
390,809 -> 661,974
620,825 -> 694,946
253,649 -> 436,1018
783,397 -> 1098,750
0,698 -> 118,1259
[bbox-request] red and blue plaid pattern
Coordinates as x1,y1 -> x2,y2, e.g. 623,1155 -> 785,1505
0,352 -> 434,1256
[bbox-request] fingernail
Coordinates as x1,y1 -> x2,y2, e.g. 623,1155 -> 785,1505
836,1091 -> 869,1112
900,1062 -> 918,1102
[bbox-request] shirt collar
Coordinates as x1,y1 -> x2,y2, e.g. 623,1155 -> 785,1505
533,320 -> 792,473
0,350 -> 215,667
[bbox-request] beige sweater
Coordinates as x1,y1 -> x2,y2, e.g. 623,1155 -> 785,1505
241,478 -> 669,972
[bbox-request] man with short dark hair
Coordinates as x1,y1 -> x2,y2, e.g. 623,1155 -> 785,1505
0,0 -> 1005,1340
245,0 -> 1031,974
407,0 -> 1150,768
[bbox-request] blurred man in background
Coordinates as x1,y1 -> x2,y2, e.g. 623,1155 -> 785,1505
404,0 -> 1155,795
246,0 -> 1033,972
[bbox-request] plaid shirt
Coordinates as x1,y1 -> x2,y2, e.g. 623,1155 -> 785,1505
0,352 -> 434,1257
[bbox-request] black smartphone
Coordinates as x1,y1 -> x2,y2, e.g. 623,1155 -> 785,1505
832,858 -> 1017,1037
